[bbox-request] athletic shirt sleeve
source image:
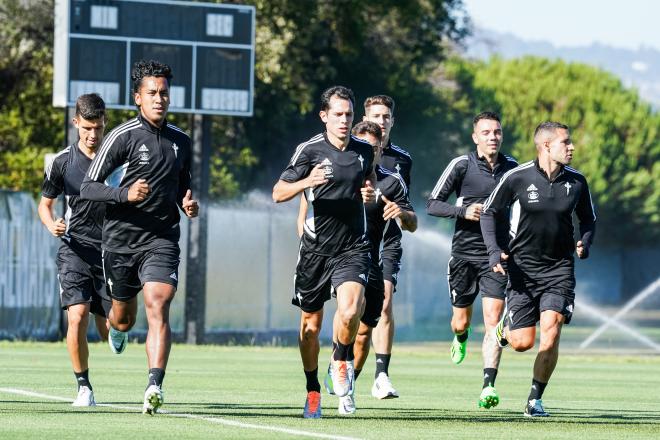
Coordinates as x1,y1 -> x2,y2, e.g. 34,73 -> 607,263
80,131 -> 130,203
426,157 -> 468,218
481,172 -> 515,267
575,175 -> 597,255
42,154 -> 66,199
388,174 -> 413,212
280,143 -> 312,183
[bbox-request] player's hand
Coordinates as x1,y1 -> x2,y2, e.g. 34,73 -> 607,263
361,180 -> 376,204
306,163 -> 329,188
492,252 -> 509,275
464,203 -> 483,221
182,189 -> 199,218
381,195 -> 403,220
576,240 -> 589,259
49,218 -> 66,237
127,179 -> 150,202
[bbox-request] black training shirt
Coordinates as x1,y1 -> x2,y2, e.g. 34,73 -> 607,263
80,114 -> 192,253
481,159 -> 596,276
427,151 -> 518,262
365,165 -> 413,261
281,133 -> 375,256
42,143 -> 105,245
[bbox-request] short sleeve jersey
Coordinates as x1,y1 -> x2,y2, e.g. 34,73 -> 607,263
280,133 -> 375,256
41,143 -> 105,244
365,165 -> 413,261
82,114 -> 192,253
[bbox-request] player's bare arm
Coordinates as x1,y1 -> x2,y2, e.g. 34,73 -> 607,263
37,196 -> 66,237
273,164 -> 328,203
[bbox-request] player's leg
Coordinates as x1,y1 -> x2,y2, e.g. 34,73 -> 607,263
94,315 -> 109,341
447,258 -> 478,364
525,291 -> 572,417
331,281 -> 365,397
66,302 -> 96,406
478,266 -> 507,408
103,251 -> 140,354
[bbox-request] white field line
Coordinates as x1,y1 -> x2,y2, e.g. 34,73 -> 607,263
0,387 -> 362,440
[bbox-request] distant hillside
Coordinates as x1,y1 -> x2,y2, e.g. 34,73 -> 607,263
464,28 -> 660,108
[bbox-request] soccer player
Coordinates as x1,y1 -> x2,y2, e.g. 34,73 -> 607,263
426,111 -> 518,408
272,86 -> 376,419
481,121 -> 596,417
80,60 -> 198,415
341,121 -> 417,414
38,93 -> 110,407
361,95 -> 414,398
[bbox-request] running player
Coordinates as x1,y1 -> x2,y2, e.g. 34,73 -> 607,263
427,111 -> 517,408
340,121 -> 417,414
80,60 -> 198,415
361,95 -> 414,398
481,121 -> 596,417
38,93 -> 110,407
273,86 -> 376,418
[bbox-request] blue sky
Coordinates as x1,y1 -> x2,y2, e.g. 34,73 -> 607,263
463,0 -> 660,51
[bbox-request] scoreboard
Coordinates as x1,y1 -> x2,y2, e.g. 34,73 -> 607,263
53,0 -> 255,116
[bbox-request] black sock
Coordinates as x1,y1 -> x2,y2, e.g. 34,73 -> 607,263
74,370 -> 91,390
456,330 -> 469,343
528,379 -> 547,401
333,341 -> 350,361
347,343 -> 355,362
375,353 -> 391,377
354,369 -> 362,381
483,368 -> 498,388
148,368 -> 165,388
305,368 -> 320,393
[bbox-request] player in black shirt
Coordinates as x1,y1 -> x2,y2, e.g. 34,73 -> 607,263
361,95 -> 415,398
481,121 -> 596,417
273,86 -> 376,418
80,60 -> 198,415
38,93 -> 109,407
427,112 -> 518,409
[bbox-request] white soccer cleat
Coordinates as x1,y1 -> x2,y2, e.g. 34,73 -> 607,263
330,360 -> 354,398
108,327 -> 128,354
142,385 -> 164,415
338,391 -> 356,415
371,372 -> 399,399
524,398 -> 550,417
72,385 -> 96,407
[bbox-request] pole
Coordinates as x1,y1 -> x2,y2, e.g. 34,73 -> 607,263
184,114 -> 211,344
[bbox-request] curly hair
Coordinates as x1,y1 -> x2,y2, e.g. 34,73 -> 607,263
131,59 -> 173,93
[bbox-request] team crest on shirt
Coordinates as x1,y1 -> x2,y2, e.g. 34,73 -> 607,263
320,158 -> 334,178
138,144 -> 150,165
172,143 -> 179,158
526,183 -> 539,203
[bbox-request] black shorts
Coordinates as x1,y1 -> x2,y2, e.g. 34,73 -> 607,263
506,271 -> 576,330
362,263 -> 385,328
102,243 -> 180,302
381,257 -> 402,287
447,257 -> 507,308
292,243 -> 371,313
56,239 -> 111,317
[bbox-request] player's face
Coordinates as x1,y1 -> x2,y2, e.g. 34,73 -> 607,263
472,118 -> 503,157
357,132 -> 383,163
320,95 -> 354,142
73,116 -> 105,150
135,76 -> 170,127
548,128 -> 574,165
363,104 -> 394,142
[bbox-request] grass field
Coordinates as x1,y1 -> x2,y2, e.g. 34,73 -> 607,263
1,341 -> 659,439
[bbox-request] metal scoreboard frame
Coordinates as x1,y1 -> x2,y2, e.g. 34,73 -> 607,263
53,0 -> 255,116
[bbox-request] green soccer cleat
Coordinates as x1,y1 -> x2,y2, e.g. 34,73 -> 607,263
478,385 -> 500,409
450,327 -> 470,364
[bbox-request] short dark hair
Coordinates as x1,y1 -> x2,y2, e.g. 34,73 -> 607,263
131,59 -> 173,94
320,86 -> 355,111
75,93 -> 106,120
534,121 -> 570,143
473,111 -> 500,127
364,95 -> 395,115
351,121 -> 382,143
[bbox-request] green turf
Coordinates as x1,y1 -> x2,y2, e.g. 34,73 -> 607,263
1,341 -> 659,439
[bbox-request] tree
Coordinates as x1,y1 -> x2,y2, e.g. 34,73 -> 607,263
441,56 -> 660,244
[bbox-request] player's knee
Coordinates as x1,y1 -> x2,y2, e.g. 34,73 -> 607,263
338,306 -> 360,326
451,316 -> 470,334
301,321 -> 321,340
510,336 -> 535,352
112,321 -> 133,332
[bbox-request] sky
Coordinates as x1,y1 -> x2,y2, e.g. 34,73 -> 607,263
463,0 -> 660,51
